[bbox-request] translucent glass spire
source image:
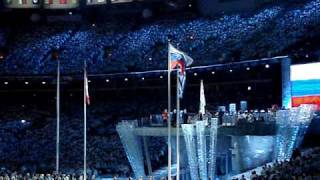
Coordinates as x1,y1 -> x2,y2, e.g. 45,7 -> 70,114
116,121 -> 145,178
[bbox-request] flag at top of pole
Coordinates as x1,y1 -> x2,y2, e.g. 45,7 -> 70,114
84,69 -> 90,105
169,44 -> 193,73
199,80 -> 206,115
169,43 -> 193,98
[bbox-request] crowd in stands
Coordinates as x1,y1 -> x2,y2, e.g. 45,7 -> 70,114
233,147 -> 320,180
1,0 -> 320,75
0,171 -> 97,180
0,91 -> 170,177
0,102 -> 130,177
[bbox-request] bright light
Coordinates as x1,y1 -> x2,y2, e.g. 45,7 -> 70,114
247,86 -> 252,91
246,67 -> 250,71
265,64 -> 270,69
211,71 -> 215,75
141,77 -> 145,80
106,79 -> 110,82
25,82 -> 29,85
160,75 -> 163,79
69,12 -> 73,15
4,82 -> 8,85
42,81 -> 46,85
194,72 -> 197,76
229,69 -> 233,73
88,80 -> 91,83
21,120 -> 26,124
92,24 -> 96,27
148,57 -> 152,61
124,78 -> 128,81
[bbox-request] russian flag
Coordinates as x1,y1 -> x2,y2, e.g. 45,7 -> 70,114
169,44 -> 193,74
169,44 -> 193,98
291,63 -> 320,109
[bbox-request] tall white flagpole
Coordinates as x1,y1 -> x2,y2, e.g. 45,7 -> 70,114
84,63 -> 87,180
56,59 -> 60,174
176,70 -> 180,180
167,42 -> 172,180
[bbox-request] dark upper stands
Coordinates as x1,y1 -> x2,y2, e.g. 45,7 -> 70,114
0,0 -> 320,75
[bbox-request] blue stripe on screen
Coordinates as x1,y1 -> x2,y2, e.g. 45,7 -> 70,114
291,79 -> 320,97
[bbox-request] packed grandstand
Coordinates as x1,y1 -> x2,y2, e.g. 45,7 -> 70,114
0,0 -> 320,75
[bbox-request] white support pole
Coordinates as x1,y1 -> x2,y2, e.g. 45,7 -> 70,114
176,70 -> 180,180
56,60 -> 60,174
168,42 -> 172,180
84,66 -> 87,180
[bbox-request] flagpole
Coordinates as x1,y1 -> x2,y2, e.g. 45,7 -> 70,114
56,59 -> 60,174
84,63 -> 87,180
167,42 -> 172,180
176,70 -> 180,180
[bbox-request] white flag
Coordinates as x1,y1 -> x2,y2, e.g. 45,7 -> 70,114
199,80 -> 206,115
84,69 -> 90,105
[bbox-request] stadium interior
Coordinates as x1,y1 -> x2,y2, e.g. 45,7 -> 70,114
0,0 -> 320,179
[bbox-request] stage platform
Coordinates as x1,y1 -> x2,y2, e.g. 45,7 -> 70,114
116,105 -> 316,180
133,122 -> 276,136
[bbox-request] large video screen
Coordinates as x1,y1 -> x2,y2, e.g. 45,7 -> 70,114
290,62 -> 320,107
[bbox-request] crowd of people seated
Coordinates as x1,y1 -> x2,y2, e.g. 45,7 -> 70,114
0,0 -> 320,75
0,171 -> 97,180
0,102 -> 131,177
0,91 -> 172,178
233,147 -> 320,180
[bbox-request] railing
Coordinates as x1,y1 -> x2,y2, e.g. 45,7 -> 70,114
138,112 -> 276,127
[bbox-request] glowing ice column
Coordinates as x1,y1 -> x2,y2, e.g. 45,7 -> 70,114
196,121 -> 207,180
181,124 -> 199,180
274,105 -> 316,161
209,118 -> 218,180
116,121 -> 145,178
281,57 -> 292,109
294,104 -> 317,148
274,110 -> 290,161
285,107 -> 300,160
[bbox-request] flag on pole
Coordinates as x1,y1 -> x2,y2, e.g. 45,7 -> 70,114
169,43 -> 193,98
169,44 -> 193,73
84,69 -> 90,105
199,80 -> 206,115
